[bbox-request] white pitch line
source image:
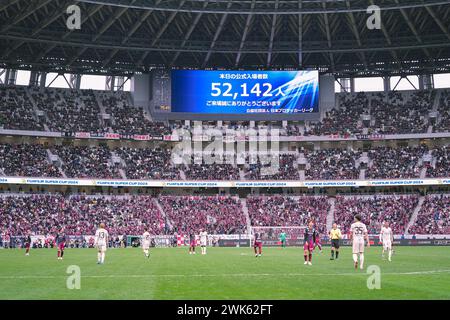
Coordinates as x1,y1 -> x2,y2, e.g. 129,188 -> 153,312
1,269 -> 450,279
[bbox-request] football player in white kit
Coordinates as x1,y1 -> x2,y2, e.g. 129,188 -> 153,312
349,215 -> 370,270
379,221 -> 394,261
142,229 -> 151,259
94,223 -> 109,264
200,229 -> 208,255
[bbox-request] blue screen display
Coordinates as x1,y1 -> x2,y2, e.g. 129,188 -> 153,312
171,70 -> 319,114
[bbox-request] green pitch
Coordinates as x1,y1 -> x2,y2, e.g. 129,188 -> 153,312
1,246 -> 449,300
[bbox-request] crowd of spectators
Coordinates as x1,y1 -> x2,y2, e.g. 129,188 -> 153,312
409,194 -> 450,234
426,146 -> 450,178
100,92 -> 170,136
246,195 -> 329,233
116,147 -> 181,180
284,124 -> 302,136
370,91 -> 432,134
0,194 -> 165,236
0,194 -> 67,236
304,90 -> 435,136
69,195 -> 166,235
0,86 -> 43,130
304,93 -> 367,136
159,195 -> 246,234
52,145 -> 121,179
435,90 -> 450,133
184,156 -> 240,180
304,148 -> 362,180
366,145 -> 428,179
30,87 -> 105,133
0,143 -> 61,177
245,154 -> 299,180
2,85 -> 449,138
3,192 -> 450,237
333,195 -> 418,234
2,87 -> 169,135
1,142 -> 448,180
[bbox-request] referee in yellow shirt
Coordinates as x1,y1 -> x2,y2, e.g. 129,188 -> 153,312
329,223 -> 342,260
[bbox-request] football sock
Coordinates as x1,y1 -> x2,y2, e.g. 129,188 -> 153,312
309,253 -> 312,262
304,254 -> 307,262
360,254 -> 364,269
331,251 -> 334,258
353,254 -> 358,263
97,252 -> 101,262
336,251 -> 339,259
388,249 -> 392,261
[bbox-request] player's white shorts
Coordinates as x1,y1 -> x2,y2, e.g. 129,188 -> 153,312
142,241 -> 150,250
382,240 -> 392,250
352,239 -> 365,254
200,241 -> 207,247
97,244 -> 107,252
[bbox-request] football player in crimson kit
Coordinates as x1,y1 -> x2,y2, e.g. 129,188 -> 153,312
55,228 -> 66,260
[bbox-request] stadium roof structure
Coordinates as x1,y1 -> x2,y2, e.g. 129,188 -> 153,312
0,0 -> 449,77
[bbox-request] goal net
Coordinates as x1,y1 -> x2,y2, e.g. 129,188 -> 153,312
250,226 -> 306,246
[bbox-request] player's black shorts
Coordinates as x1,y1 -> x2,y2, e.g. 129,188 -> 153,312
331,239 -> 340,249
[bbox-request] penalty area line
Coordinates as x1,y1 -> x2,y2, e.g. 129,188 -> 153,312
1,269 -> 450,279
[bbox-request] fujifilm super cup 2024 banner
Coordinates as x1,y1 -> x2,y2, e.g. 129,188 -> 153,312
171,70 -> 319,114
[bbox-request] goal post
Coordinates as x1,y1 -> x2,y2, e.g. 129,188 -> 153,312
250,226 -> 307,247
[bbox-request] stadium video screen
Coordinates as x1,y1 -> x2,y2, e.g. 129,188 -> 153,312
171,70 -> 319,114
